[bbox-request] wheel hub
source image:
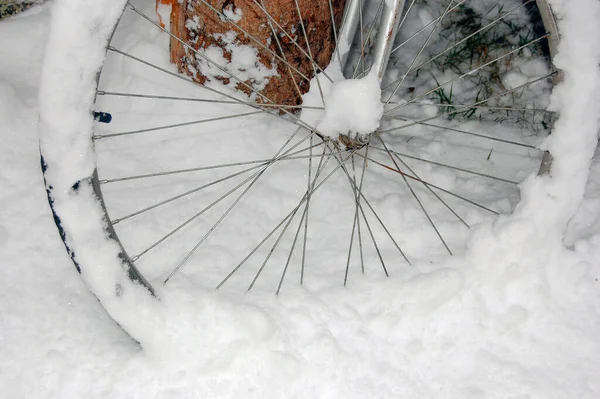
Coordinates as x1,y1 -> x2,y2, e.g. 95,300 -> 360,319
338,132 -> 372,150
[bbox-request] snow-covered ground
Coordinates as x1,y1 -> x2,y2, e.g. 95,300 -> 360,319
2,1 -> 600,398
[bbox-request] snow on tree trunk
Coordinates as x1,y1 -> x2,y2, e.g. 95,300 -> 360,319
165,0 -> 344,108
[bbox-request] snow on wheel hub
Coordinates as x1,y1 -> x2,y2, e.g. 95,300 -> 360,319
300,68 -> 384,148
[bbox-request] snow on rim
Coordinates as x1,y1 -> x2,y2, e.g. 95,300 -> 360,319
38,0 -> 159,339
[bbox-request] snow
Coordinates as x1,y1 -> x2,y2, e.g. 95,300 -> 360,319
156,1 -> 171,30
1,0 -> 600,398
302,66 -> 384,139
205,31 -> 278,93
222,4 -> 242,23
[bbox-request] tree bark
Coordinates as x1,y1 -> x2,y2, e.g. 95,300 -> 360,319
165,0 -> 344,108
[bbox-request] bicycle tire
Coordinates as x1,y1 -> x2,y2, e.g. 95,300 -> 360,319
40,0 -> 560,337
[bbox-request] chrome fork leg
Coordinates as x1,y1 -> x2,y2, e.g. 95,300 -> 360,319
369,0 -> 407,83
337,0 -> 406,83
337,0 -> 363,68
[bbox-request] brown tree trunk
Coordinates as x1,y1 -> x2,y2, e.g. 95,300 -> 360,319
162,0 -> 344,108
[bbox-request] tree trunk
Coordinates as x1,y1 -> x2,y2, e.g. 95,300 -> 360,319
161,0 -> 344,108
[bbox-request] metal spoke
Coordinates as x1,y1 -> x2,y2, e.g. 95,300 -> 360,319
357,198 -> 389,277
96,90 -> 324,110
126,3 -> 323,134
277,139 -> 326,294
343,156 -> 359,285
293,0 -> 326,105
133,162 -> 263,262
276,199 -> 309,295
320,142 -> 360,277
133,0 -> 313,87
133,126 -> 309,262
384,100 -> 552,114
109,145 -> 332,224
358,153 -> 500,215
344,145 -> 369,284
197,0 -> 333,86
249,0 -> 334,83
106,45 -> 326,139
385,33 -> 550,115
328,142 -> 388,279
301,134 -> 319,285
378,136 -> 452,255
355,152 -> 367,274
353,182 -> 411,266
112,163 -> 263,225
389,0 -> 470,57
356,0 -> 470,78
380,72 -> 557,135
395,0 -> 419,46
251,143 -> 329,291
100,142 -> 326,184
330,144 -> 411,266
382,143 -> 470,229
216,147 -> 358,289
382,0 -> 534,93
259,0 -> 304,100
383,115 -> 537,149
328,0 -> 342,65
92,111 -> 262,140
351,0 -> 385,79
384,0 -> 455,106
128,3 -> 281,104
161,126 -> 319,282
370,145 -> 520,184
105,44 -> 321,136
164,164 -> 268,284
105,46 -> 283,118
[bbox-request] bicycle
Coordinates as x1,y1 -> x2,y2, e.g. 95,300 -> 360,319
40,0 -> 560,339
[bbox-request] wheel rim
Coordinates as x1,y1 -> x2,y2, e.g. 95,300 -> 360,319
89,0 -> 558,293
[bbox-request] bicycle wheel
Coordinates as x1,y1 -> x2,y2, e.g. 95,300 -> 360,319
41,0 -> 560,308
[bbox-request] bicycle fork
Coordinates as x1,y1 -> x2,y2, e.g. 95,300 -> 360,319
338,0 -> 407,83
